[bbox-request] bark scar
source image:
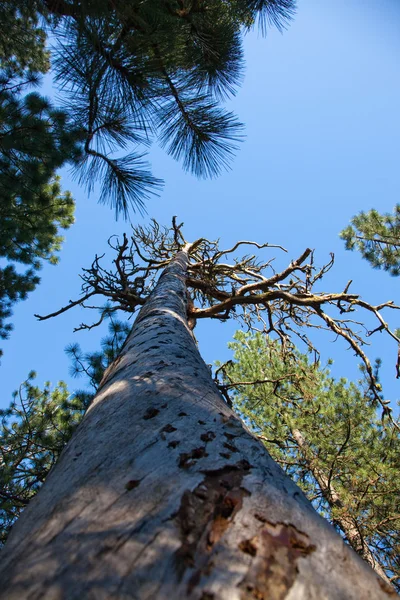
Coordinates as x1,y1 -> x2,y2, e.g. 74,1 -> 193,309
174,462 -> 252,592
178,446 -> 208,469
143,407 -> 160,420
161,424 -> 177,433
238,521 -> 316,600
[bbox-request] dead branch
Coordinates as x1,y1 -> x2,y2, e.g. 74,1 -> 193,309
35,218 -> 400,429
219,374 -> 298,390
34,291 -> 98,321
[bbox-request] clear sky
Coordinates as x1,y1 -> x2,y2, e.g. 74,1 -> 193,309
2,0 -> 400,410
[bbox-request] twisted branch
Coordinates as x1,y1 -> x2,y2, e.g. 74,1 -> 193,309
35,218 -> 400,429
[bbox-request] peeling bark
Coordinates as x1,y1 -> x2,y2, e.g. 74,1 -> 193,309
0,250 -> 396,599
238,520 -> 316,600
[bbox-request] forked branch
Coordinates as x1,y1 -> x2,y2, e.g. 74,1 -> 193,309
35,219 -> 400,429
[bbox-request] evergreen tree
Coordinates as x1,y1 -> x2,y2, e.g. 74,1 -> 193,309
0,3 -> 82,347
341,205 -> 400,276
0,376 -> 79,546
219,331 -> 400,590
30,0 -> 295,216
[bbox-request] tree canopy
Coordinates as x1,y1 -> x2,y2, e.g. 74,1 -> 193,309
0,3 -> 82,349
35,219 -> 400,426
27,0 -> 296,216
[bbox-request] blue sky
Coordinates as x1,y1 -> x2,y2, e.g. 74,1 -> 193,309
2,0 -> 400,410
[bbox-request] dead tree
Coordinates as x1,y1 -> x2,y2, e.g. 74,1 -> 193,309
0,219 -> 398,599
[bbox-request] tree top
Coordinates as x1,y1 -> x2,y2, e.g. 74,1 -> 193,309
35,218 -> 400,430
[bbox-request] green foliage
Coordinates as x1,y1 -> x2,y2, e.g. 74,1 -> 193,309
0,2 -> 49,78
341,205 -> 400,276
2,0 -> 295,219
220,331 -> 400,589
0,318 -> 129,543
0,374 -> 87,545
0,4 -> 83,348
0,175 -> 75,347
29,0 -> 295,216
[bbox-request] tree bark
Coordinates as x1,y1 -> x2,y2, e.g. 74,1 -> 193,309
0,250 -> 396,599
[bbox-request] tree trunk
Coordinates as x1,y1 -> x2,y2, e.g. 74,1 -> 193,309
0,250 -> 395,599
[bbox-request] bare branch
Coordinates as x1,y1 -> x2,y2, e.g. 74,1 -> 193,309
218,374 -> 298,390
237,248 -> 312,295
34,291 -> 98,321
35,218 -> 400,431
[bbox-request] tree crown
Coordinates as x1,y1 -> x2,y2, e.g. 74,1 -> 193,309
36,218 -> 400,429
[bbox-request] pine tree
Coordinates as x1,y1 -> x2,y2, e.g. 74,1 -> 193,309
0,376 -> 80,545
0,3 -> 81,347
341,205 -> 400,275
30,0 -> 295,216
218,331 -> 400,590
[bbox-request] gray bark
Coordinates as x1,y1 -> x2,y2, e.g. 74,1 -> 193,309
0,250 -> 396,599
